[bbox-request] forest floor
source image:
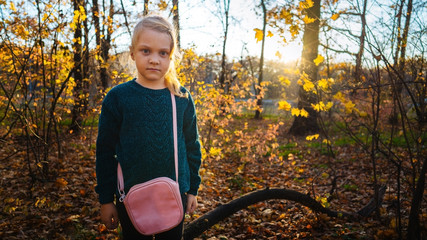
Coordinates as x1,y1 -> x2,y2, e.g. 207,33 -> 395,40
0,117 -> 426,239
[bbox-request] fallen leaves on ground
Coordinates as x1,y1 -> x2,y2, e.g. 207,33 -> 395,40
0,119 -> 425,239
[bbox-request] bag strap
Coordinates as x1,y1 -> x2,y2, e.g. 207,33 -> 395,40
117,93 -> 178,199
171,92 -> 178,182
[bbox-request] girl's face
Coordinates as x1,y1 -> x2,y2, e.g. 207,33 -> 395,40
131,28 -> 172,89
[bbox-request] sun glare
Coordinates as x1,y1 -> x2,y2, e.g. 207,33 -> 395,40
265,41 -> 302,64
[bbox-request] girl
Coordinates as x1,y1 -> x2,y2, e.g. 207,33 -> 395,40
95,15 -> 202,239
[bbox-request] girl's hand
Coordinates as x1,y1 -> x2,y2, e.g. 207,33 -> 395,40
186,194 -> 198,214
100,203 -> 119,229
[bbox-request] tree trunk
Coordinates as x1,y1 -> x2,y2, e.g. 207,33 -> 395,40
92,0 -> 100,51
218,0 -> 230,93
407,156 -> 427,240
70,0 -> 84,134
393,0 -> 404,67
35,0 -> 49,177
389,0 -> 404,124
83,5 -> 90,114
172,0 -> 181,49
120,0 -> 132,37
95,0 -> 114,90
92,0 -> 103,90
390,0 -> 413,124
288,0 -> 321,136
254,0 -> 267,119
143,0 -> 149,16
354,0 -> 367,83
398,0 -> 412,76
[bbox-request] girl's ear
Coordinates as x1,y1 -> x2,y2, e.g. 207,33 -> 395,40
129,46 -> 135,60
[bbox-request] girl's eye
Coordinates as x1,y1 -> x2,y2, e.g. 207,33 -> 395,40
141,49 -> 149,54
160,51 -> 169,56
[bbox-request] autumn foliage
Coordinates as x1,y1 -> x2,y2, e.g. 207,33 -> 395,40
1,0 -> 426,240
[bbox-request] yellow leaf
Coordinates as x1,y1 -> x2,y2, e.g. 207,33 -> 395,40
79,6 -> 87,21
158,0 -> 168,10
10,2 -> 16,12
311,103 -> 321,112
290,25 -> 300,38
325,101 -> 334,110
291,108 -> 300,116
35,197 -> 47,207
254,28 -> 264,43
42,13 -> 48,22
209,147 -> 221,156
333,91 -> 345,102
344,100 -> 356,113
311,101 -> 333,112
267,30 -> 274,37
306,134 -> 319,141
300,108 -> 309,117
299,0 -> 314,9
279,75 -> 290,86
237,163 -> 245,173
359,111 -> 368,117
70,22 -> 76,30
318,78 -> 330,90
56,178 -> 68,187
280,9 -> 292,24
303,81 -> 315,92
73,9 -> 80,20
278,213 -> 286,220
278,101 -> 292,111
322,139 -> 331,145
331,13 -> 340,20
313,54 -> 324,66
303,15 -> 316,24
300,72 -> 316,92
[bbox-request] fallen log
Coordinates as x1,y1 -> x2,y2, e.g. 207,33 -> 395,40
184,186 -> 386,239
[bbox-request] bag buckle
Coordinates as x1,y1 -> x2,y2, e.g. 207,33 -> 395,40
118,190 -> 125,202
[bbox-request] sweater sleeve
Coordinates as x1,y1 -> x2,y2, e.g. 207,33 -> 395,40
95,92 -> 121,204
182,92 -> 202,196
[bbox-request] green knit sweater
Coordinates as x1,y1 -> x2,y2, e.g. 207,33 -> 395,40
95,79 -> 202,204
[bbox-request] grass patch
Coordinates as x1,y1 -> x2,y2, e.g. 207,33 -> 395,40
307,141 -> 336,156
334,137 -> 357,147
313,163 -> 329,169
278,143 -> 301,157
343,184 -> 359,192
59,116 -> 99,127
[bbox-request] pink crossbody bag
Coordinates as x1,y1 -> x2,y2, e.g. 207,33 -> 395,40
117,93 -> 184,235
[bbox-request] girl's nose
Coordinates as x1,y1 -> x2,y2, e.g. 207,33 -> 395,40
149,56 -> 160,65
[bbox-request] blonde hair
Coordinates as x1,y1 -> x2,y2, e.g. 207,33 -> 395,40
130,15 -> 187,98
